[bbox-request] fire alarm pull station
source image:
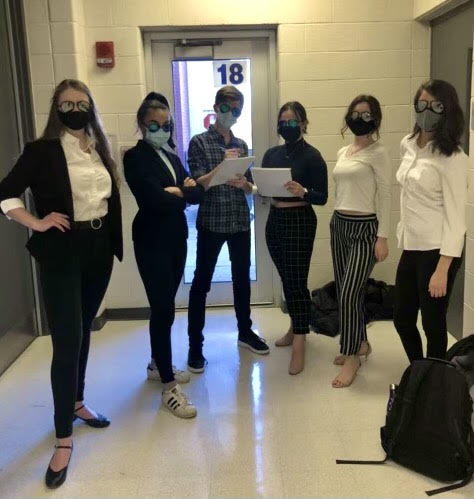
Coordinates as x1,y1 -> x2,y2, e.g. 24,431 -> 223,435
96,41 -> 114,68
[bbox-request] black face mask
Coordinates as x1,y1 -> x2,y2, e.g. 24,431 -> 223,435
278,125 -> 301,143
58,110 -> 91,130
346,117 -> 376,136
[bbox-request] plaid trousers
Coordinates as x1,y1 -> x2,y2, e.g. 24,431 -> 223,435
265,205 -> 316,334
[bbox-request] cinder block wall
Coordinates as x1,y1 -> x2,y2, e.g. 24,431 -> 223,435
23,0 -> 433,310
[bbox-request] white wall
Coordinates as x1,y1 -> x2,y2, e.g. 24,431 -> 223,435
413,0 -> 470,19
24,0 -> 432,309
463,40 -> 474,335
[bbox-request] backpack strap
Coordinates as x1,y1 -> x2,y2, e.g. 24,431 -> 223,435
425,471 -> 473,496
336,360 -> 435,467
336,456 -> 388,465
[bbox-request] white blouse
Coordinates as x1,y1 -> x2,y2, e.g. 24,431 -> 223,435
156,148 -> 177,183
396,134 -> 468,257
333,141 -> 392,238
0,132 -> 112,222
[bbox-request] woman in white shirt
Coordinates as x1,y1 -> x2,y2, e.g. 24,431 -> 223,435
0,79 -> 122,488
394,80 -> 468,362
331,95 -> 391,388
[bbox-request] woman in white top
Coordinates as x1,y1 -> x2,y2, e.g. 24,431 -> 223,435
394,80 -> 468,362
0,79 -> 122,488
330,95 -> 391,388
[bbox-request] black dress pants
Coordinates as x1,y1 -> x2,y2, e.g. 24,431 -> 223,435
40,225 -> 113,438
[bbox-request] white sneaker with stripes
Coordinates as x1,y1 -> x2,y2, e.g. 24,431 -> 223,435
162,385 -> 197,419
147,359 -> 191,384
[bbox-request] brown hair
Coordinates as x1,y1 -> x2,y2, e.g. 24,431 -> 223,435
278,101 -> 309,134
341,94 -> 382,139
215,85 -> 244,107
410,79 -> 464,157
42,79 -> 119,184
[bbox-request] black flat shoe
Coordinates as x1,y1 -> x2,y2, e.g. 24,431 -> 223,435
73,405 -> 110,428
45,443 -> 73,489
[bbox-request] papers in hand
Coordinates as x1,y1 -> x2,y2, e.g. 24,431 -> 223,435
208,156 -> 255,187
252,167 -> 292,197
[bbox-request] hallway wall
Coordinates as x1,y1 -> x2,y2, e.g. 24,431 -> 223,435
23,0 -> 430,309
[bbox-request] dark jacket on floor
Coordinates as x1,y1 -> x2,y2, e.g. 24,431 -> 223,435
310,279 -> 395,337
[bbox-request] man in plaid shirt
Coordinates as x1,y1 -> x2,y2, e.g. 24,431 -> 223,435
187,86 -> 270,373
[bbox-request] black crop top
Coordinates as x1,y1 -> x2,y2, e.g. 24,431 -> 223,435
261,139 -> 328,204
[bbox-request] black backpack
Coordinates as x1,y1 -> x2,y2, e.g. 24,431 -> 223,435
337,359 -> 474,496
446,334 -> 474,360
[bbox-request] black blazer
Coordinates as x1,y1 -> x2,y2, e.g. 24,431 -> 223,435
0,138 -> 123,262
123,140 -> 203,244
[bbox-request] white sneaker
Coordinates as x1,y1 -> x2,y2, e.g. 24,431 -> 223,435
147,359 -> 191,384
162,385 -> 197,419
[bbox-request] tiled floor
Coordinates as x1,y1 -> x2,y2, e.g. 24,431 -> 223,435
0,308 -> 471,499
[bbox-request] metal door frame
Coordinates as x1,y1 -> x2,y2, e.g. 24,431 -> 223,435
143,28 -> 281,307
3,0 -> 42,335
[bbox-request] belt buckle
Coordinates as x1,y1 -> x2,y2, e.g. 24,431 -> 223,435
90,218 -> 103,230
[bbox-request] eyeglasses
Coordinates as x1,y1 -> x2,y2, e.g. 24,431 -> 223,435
350,111 -> 373,122
278,119 -> 300,128
415,100 -> 444,114
57,100 -> 91,113
147,121 -> 171,133
218,103 -> 242,118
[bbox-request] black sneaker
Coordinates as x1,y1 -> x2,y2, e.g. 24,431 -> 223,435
187,350 -> 207,373
238,331 -> 270,355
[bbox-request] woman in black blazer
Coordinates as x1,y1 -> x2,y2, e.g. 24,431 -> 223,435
124,93 -> 203,419
0,79 -> 122,488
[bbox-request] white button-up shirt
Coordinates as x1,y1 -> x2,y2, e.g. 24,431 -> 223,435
0,132 -> 112,222
156,148 -> 177,183
396,134 -> 468,258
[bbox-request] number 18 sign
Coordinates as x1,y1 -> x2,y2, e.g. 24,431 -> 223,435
213,60 -> 248,87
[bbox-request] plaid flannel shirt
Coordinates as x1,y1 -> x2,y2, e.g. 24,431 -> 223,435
187,125 -> 252,234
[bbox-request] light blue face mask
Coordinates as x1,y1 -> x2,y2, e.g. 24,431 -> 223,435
216,111 -> 237,130
145,129 -> 170,149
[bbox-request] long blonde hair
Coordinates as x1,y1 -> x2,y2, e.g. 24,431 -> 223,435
42,79 -> 119,184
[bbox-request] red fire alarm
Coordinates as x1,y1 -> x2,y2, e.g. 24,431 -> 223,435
96,41 -> 114,68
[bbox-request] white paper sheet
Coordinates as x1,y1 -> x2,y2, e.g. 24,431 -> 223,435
208,156 -> 255,187
252,167 -> 293,197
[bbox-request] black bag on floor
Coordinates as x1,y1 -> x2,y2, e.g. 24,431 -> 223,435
446,334 -> 474,360
336,359 -> 474,496
446,334 -> 474,388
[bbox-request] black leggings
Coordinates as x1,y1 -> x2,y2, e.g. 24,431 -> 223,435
134,236 -> 187,384
40,227 -> 113,439
265,205 -> 316,334
393,249 -> 460,362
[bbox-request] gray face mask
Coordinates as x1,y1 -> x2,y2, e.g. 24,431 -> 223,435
415,109 -> 443,132
216,111 -> 237,130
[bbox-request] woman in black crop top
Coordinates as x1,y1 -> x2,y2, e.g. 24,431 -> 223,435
261,101 -> 328,374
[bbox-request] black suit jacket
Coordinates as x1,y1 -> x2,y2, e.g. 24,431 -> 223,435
123,140 -> 203,244
0,138 -> 123,262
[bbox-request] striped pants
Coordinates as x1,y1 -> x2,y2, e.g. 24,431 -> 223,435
330,211 -> 378,355
266,205 -> 316,334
